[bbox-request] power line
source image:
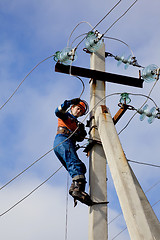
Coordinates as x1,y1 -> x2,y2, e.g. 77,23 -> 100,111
111,198 -> 160,239
118,80 -> 159,135
1,91 -> 158,190
67,21 -> 93,47
102,0 -> 138,37
0,148 -> 53,191
145,180 -> 160,194
0,166 -> 62,217
111,227 -> 127,240
0,55 -> 55,111
75,0 -> 122,49
104,36 -> 135,56
0,74 -> 85,191
108,179 -> 160,228
128,159 -> 160,168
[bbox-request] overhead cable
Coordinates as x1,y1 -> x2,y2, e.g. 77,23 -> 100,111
0,122 -> 81,190
67,21 -> 93,47
0,67 -> 85,191
0,166 -> 62,217
0,148 -> 53,191
1,91 -> 157,190
0,55 -> 54,111
108,177 -> 160,226
104,36 -> 134,56
111,197 -> 160,239
75,0 -> 122,49
102,0 -> 138,37
128,159 -> 160,168
118,80 -> 159,135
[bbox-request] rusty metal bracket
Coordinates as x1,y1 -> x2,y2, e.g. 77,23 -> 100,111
112,104 -> 129,125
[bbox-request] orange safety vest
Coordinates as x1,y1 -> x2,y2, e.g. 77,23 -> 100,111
58,117 -> 78,132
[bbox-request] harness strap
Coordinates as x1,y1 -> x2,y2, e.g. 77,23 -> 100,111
57,126 -> 71,135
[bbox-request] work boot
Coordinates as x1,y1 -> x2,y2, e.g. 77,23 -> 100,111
70,179 -> 93,206
69,182 -> 74,196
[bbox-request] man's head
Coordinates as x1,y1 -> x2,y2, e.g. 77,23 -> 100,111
71,100 -> 88,117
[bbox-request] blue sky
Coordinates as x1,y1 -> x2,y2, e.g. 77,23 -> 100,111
0,0 -> 160,239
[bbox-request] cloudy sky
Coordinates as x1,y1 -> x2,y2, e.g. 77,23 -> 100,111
0,0 -> 160,239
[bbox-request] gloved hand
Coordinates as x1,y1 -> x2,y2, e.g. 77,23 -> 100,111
77,122 -> 85,130
70,98 -> 80,105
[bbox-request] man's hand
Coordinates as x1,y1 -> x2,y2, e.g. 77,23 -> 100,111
70,98 -> 80,105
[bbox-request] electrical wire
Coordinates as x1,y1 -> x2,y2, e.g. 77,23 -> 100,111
118,80 -> 159,135
69,63 -> 85,98
0,94 -> 117,214
1,91 -> 158,190
108,179 -> 160,225
67,21 -> 94,47
111,198 -> 160,239
111,227 -> 127,240
128,159 -> 160,168
0,63 -> 85,191
0,148 -> 53,191
104,36 -> 134,56
0,54 -> 55,111
0,122 -> 83,191
101,0 -> 138,37
145,180 -> 160,194
75,0 -> 123,49
0,166 -> 62,217
71,33 -> 87,47
0,91 -> 159,213
93,0 -> 122,30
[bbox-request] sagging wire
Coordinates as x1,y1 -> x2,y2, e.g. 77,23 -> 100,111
0,166 -> 62,217
0,59 -> 85,191
0,54 -> 55,111
104,36 -> 134,56
0,124 -> 86,216
0,148 -> 54,191
0,114 -> 86,191
75,0 -> 123,49
0,90 -> 158,214
71,33 -> 87,47
0,91 -> 158,191
67,21 -> 94,48
118,80 -> 159,135
68,63 -> 85,99
0,94 -> 120,215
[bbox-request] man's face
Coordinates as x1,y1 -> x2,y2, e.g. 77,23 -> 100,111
71,105 -> 83,117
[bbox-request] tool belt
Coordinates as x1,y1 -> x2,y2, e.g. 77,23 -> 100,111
57,126 -> 71,135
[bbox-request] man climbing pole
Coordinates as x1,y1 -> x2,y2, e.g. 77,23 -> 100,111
54,98 -> 92,206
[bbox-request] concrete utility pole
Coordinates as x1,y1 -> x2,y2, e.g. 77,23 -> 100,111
88,42 -> 108,240
95,105 -> 160,240
54,38 -> 160,240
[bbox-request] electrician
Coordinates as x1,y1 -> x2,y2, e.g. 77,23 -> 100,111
54,98 -> 92,206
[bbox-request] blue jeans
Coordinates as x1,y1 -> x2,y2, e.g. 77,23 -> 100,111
54,134 -> 86,179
